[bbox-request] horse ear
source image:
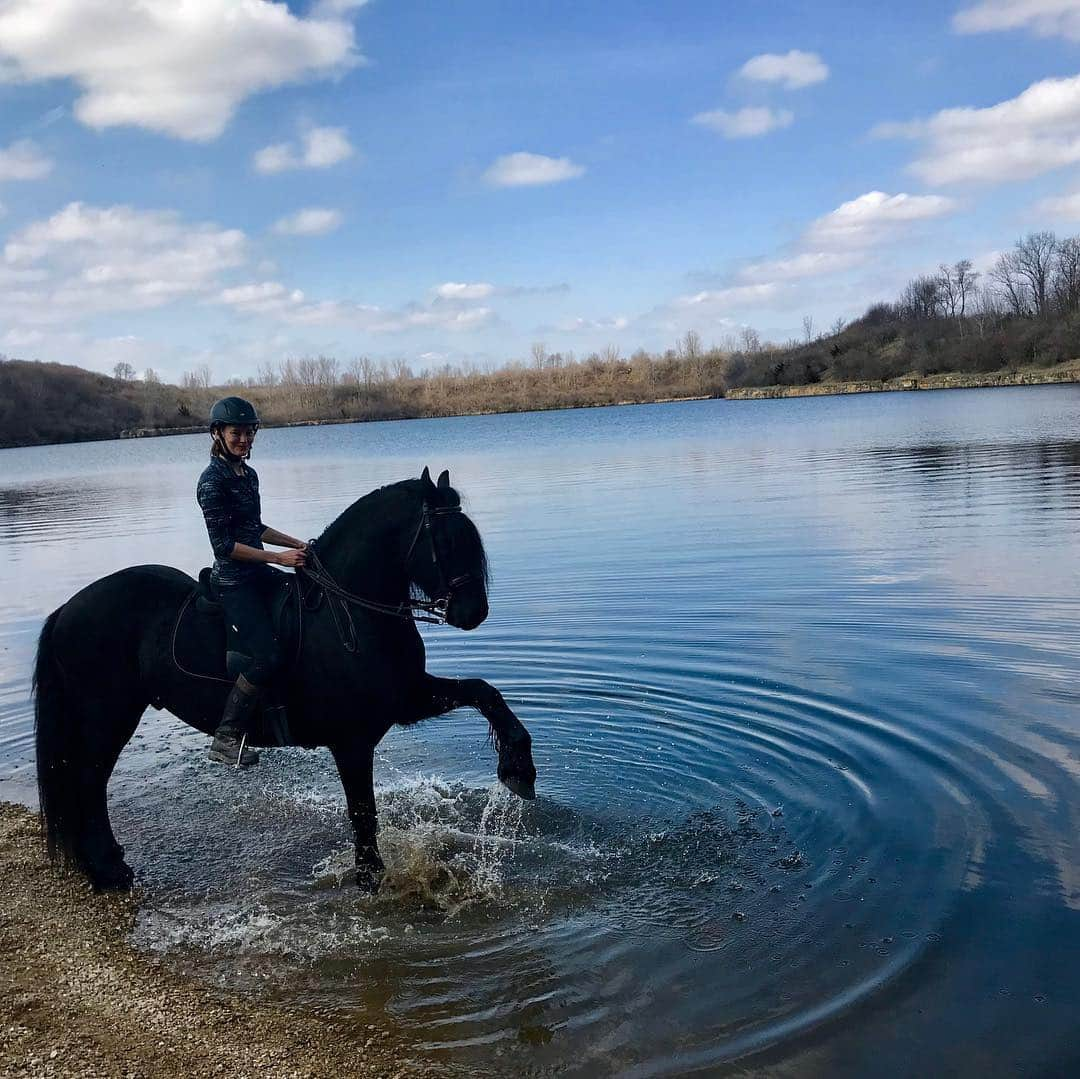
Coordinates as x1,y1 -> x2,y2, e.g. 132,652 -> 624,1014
420,466 -> 432,484
437,469 -> 450,489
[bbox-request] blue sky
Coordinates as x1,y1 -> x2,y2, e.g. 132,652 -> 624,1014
3,0 -> 1080,382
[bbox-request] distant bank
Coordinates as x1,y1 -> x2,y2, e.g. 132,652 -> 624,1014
725,362 -> 1080,401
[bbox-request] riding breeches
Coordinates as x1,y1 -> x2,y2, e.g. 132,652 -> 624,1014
217,570 -> 283,688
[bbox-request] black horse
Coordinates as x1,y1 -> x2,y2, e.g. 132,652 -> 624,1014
32,467 -> 537,892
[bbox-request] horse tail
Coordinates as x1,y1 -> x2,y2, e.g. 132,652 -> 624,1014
33,606 -> 78,864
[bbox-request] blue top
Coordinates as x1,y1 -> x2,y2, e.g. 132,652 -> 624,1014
196,456 -> 270,589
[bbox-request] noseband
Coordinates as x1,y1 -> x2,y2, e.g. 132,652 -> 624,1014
299,501 -> 474,653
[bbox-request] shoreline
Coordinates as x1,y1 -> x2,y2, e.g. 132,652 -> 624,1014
0,802 -> 442,1078
724,362 -> 1080,400
4,365 -> 1080,452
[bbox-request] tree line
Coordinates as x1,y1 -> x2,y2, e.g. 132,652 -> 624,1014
4,229 -> 1080,448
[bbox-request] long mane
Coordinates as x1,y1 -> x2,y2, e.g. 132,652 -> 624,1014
317,477 -> 490,589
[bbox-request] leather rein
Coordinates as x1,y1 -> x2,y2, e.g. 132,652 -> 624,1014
297,502 -> 475,651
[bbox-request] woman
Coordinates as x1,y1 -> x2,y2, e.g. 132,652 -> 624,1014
196,396 -> 307,767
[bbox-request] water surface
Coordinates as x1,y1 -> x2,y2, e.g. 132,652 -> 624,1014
2,389 -> 1079,1076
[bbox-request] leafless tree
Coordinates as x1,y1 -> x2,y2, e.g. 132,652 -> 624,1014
112,361 -> 135,381
681,329 -> 702,361
801,315 -> 814,345
1013,231 -> 1057,316
143,368 -> 160,384
739,326 -> 762,353
256,361 -> 278,386
531,342 -> 548,370
830,316 -> 846,336
1053,236 -> 1080,313
989,251 -> 1031,317
902,275 -> 942,320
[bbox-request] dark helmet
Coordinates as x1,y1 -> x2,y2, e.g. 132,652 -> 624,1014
209,396 -> 259,429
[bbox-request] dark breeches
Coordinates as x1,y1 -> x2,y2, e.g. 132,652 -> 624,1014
218,572 -> 283,687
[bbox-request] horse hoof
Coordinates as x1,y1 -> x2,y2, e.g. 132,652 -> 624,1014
356,867 -> 383,893
92,863 -> 134,893
501,775 -> 536,800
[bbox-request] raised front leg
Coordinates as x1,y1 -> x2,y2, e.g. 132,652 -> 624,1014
329,739 -> 384,891
421,675 -> 537,799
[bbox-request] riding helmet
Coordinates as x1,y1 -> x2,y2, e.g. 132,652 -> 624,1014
209,396 -> 260,428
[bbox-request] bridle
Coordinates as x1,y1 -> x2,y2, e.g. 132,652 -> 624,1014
298,501 -> 475,652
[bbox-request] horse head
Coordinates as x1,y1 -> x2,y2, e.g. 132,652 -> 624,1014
412,466 -> 489,630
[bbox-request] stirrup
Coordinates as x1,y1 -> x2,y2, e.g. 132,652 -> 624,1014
208,730 -> 260,768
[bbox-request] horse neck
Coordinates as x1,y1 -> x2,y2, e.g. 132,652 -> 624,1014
315,485 -> 419,604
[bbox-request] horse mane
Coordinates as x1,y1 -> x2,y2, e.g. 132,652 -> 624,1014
316,476 -> 490,589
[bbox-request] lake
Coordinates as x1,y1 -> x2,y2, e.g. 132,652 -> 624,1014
2,388 -> 1079,1076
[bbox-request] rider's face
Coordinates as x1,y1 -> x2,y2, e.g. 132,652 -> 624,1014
222,424 -> 255,456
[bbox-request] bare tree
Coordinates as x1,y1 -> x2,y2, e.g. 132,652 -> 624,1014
1013,231 -> 1057,316
830,316 -> 846,336
681,329 -> 702,361
348,356 -> 376,387
316,355 -> 339,386
193,363 -> 212,389
530,341 -> 548,370
112,361 -> 135,381
902,275 -> 942,320
739,326 -> 762,353
801,315 -> 814,345
989,251 -> 1031,317
143,367 -> 160,384
1053,236 -> 1080,314
256,361 -> 278,386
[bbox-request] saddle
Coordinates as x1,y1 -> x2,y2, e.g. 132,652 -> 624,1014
171,569 -> 302,746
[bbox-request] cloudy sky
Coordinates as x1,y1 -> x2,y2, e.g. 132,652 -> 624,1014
3,0 -> 1080,382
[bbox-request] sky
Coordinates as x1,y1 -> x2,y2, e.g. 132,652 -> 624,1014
3,0 -> 1080,383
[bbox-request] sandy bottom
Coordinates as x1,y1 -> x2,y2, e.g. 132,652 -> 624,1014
0,803 -> 451,1079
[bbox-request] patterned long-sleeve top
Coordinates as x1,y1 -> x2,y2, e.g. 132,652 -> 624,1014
196,456 -> 269,589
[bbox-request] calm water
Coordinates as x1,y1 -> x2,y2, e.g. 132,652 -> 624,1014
2,390 -> 1079,1076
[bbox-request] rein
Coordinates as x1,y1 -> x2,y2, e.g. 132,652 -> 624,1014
298,502 -> 469,651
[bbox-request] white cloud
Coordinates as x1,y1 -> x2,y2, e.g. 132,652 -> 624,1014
875,73 -> 1080,184
435,282 -> 496,300
737,250 -> 865,283
0,1 -> 359,142
953,0 -> 1080,40
0,139 -> 52,181
483,152 -> 585,188
1,202 -> 246,322
217,280 -> 496,334
272,207 -> 343,236
674,284 -> 780,308
1035,188 -> 1080,218
692,106 -> 794,139
312,0 -> 371,13
254,126 -> 355,173
556,315 -> 630,332
803,191 -> 957,248
737,50 -> 829,89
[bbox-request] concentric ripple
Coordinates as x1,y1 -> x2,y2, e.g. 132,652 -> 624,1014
3,388 -> 1080,1075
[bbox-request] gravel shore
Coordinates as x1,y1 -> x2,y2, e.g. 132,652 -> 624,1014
0,802 -> 447,1079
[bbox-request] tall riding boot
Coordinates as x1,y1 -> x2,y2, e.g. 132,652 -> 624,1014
208,674 -> 262,767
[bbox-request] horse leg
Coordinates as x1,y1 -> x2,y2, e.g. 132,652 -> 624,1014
74,699 -> 143,892
420,675 -> 537,799
329,739 -> 384,892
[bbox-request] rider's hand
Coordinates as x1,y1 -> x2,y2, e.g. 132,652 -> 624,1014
276,548 -> 307,569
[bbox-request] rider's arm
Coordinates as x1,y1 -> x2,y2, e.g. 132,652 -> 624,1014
231,542 -> 306,568
260,526 -> 307,550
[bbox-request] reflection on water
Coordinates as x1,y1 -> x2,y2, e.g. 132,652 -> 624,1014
2,386 -> 1080,1076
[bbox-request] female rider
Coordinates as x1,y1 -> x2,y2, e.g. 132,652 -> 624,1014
196,396 -> 307,767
